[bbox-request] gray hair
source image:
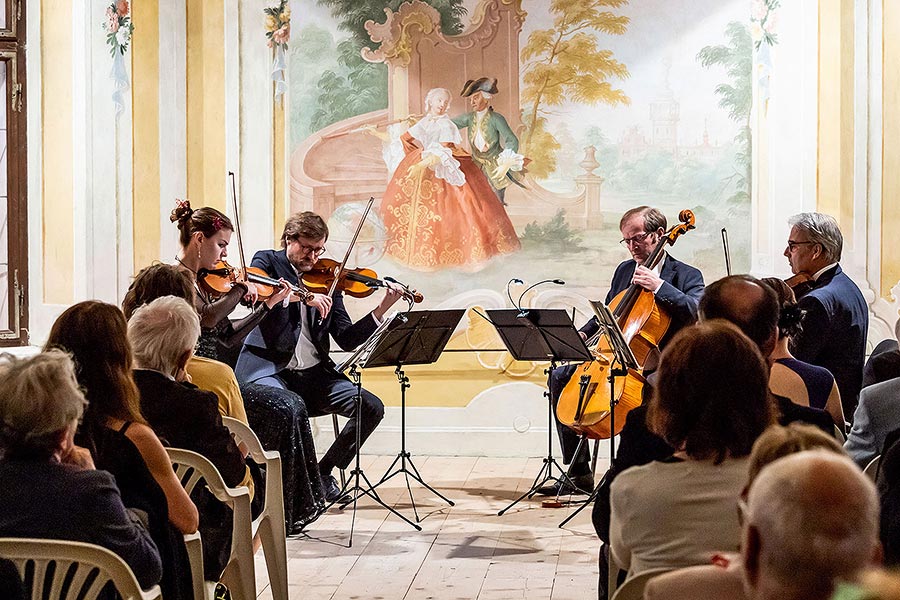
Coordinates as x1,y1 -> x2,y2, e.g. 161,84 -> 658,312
745,450 -> 879,593
788,212 -> 843,262
425,87 -> 451,111
0,350 -> 87,458
127,296 -> 200,375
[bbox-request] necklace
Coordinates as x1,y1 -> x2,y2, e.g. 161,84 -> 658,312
175,256 -> 196,275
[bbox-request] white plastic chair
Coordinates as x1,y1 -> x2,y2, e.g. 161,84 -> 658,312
864,455 -> 881,481
833,423 -> 847,443
611,567 -> 674,600
166,447 -> 255,600
222,416 -> 288,600
0,537 -> 162,600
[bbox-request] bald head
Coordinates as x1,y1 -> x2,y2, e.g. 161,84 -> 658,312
699,275 -> 779,357
742,451 -> 881,600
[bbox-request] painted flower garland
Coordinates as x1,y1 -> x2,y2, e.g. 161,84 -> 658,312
750,0 -> 779,49
101,0 -> 133,116
102,0 -> 134,56
265,1 -> 292,101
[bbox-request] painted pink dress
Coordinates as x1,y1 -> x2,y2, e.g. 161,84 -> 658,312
380,114 -> 520,271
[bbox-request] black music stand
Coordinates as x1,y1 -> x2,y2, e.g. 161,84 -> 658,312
559,300 -> 638,528
327,315 -> 422,546
484,309 -> 593,516
366,309 -> 465,522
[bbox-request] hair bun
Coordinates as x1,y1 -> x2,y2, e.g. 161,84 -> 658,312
778,303 -> 806,338
169,199 -> 193,224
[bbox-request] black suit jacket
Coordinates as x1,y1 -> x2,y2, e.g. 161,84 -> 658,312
234,248 -> 379,382
790,264 -> 868,410
579,254 -> 705,345
133,369 -> 247,487
863,339 -> 900,389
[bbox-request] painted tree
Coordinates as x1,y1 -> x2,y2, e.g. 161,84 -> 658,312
696,21 -> 753,205
310,0 -> 467,131
520,0 -> 630,177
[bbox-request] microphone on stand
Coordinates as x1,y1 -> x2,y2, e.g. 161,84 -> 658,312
506,278 -> 524,310
516,279 -> 565,317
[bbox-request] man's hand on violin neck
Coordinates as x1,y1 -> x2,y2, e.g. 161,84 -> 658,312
373,281 -> 405,320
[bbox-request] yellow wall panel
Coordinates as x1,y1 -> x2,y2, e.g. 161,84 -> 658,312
817,0 -> 854,240
132,0 -> 161,271
186,0 -> 226,210
884,0 -> 900,297
41,0 -> 73,304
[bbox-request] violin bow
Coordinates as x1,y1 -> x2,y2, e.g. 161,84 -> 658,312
327,196 -> 375,297
721,228 -> 732,276
228,171 -> 249,279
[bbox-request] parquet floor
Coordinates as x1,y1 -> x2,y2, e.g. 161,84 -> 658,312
253,455 -> 603,599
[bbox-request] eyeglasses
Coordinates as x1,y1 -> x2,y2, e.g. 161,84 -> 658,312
295,242 -> 326,256
619,231 -> 652,247
785,240 -> 814,252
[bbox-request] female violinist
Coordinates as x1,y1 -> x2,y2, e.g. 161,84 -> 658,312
170,200 -> 329,533
233,211 -> 405,504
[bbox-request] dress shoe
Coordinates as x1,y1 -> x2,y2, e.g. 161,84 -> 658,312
535,473 -> 594,497
289,510 -> 321,535
322,474 -> 353,505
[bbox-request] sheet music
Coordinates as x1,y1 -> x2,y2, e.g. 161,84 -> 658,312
335,311 -> 400,372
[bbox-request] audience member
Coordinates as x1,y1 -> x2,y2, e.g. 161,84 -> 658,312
45,301 -> 197,600
123,263 -> 248,420
128,295 -> 251,579
877,427 -> 900,566
123,262 -> 325,534
862,318 -> 900,389
845,375 -> 900,469
0,351 -> 162,589
699,275 -> 834,433
609,320 -> 775,576
762,277 -> 845,428
644,423 -> 845,600
742,451 -> 881,600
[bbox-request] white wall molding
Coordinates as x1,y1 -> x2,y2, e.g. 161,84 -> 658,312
158,0 -> 187,261
238,0 -> 275,253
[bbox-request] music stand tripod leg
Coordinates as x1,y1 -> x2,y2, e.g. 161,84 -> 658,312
559,366 -> 623,529
323,366 -> 421,547
498,361 -> 579,516
371,366 -> 454,523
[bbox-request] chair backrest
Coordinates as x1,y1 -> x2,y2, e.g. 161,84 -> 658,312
166,447 -> 255,600
611,567 -> 674,600
864,455 -> 881,481
0,537 -> 162,600
833,423 -> 847,443
222,417 -> 289,600
220,417 -> 285,537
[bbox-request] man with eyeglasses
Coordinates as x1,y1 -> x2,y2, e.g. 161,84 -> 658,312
783,212 -> 868,419
538,205 -> 705,497
235,211 -> 404,503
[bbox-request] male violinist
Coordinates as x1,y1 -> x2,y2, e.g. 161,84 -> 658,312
234,211 -> 404,503
538,206 -> 705,496
783,212 -> 868,418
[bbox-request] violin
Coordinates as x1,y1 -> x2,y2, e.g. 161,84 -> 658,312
556,209 -> 696,439
198,260 -> 314,303
301,258 -> 423,303
785,272 -> 815,297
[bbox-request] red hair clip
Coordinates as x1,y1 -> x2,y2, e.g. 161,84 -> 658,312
212,216 -> 226,231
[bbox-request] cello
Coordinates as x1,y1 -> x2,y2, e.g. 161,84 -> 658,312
556,209 -> 696,439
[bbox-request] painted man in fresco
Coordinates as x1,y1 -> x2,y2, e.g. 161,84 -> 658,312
451,77 -> 525,206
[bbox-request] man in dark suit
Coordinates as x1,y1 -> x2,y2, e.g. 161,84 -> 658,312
235,211 -> 403,501
784,212 -> 868,418
539,206 -> 705,496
